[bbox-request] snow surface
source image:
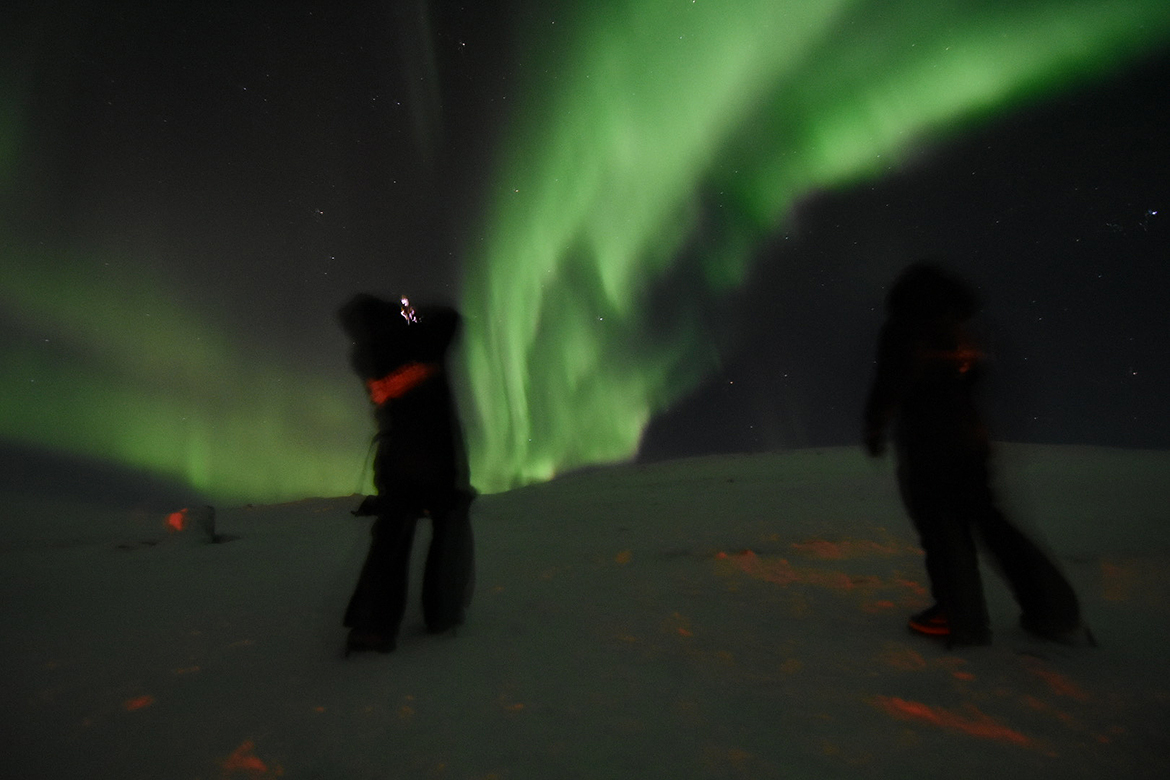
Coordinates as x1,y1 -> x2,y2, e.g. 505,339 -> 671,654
2,444 -> 1169,779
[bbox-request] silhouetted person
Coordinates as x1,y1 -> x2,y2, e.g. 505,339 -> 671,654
338,293 -> 475,654
863,262 -> 1085,646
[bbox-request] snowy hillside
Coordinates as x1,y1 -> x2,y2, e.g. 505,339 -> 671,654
2,445 -> 1168,779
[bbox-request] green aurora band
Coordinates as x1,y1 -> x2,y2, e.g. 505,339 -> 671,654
0,250 -> 371,504
2,1 -> 1168,504
459,0 -> 1170,493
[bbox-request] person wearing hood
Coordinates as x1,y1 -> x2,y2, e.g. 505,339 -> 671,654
337,293 -> 475,655
864,262 -> 1086,647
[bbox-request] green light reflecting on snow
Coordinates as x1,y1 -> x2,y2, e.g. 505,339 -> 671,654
461,0 -> 1170,492
0,248 -> 370,504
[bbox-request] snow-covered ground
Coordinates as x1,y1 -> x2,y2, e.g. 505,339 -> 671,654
2,444 -> 1168,779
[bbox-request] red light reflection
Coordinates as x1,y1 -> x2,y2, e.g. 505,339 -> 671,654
166,508 -> 188,532
222,740 -> 269,775
871,695 -> 1031,746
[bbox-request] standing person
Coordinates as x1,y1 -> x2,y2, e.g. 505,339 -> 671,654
863,262 -> 1086,647
338,293 -> 475,655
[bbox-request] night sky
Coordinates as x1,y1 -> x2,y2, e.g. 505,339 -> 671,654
3,1 -> 1169,502
642,49 -> 1170,459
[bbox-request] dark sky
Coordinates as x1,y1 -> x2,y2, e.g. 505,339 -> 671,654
5,1 -> 1170,486
641,50 -> 1170,458
7,1 -> 515,354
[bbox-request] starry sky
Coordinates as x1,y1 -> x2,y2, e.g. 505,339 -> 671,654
642,50 -> 1170,460
2,0 -> 1168,502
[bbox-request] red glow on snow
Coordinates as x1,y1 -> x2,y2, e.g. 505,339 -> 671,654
870,696 -> 1031,746
891,577 -> 928,596
1022,658 -> 1089,701
790,539 -> 848,559
878,646 -> 927,670
1020,694 -> 1047,711
166,508 -> 188,532
724,551 -> 798,585
790,538 -> 903,559
497,694 -> 526,712
665,611 -> 696,638
123,695 -> 155,711
720,550 -> 873,591
366,362 -> 437,405
222,740 -> 269,775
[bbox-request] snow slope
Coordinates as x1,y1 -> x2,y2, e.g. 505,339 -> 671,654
2,444 -> 1168,779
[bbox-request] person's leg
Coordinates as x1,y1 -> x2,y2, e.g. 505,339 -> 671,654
975,501 -> 1082,637
421,492 -> 475,634
931,507 -> 990,645
344,511 -> 419,651
899,462 -> 990,644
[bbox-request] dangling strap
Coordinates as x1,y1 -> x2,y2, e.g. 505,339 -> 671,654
365,362 -> 438,405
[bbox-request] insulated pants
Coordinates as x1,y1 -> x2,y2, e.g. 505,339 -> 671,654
344,491 -> 475,639
898,453 -> 1079,642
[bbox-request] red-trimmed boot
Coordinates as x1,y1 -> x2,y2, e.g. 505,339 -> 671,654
908,604 -> 949,637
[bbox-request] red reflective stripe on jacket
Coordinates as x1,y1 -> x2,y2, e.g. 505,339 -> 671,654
366,362 -> 438,405
922,347 -> 984,374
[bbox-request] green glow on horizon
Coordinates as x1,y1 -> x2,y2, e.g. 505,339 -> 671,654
2,1 -> 1168,504
0,248 -> 371,504
461,0 -> 1170,492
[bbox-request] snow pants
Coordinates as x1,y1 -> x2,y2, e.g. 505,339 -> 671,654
897,451 -> 1080,643
344,490 -> 475,640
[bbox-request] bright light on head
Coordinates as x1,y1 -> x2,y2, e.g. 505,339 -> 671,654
399,296 -> 419,324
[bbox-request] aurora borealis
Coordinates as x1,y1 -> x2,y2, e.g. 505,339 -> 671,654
459,0 -> 1170,491
0,247 -> 370,501
2,1 -> 1168,503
